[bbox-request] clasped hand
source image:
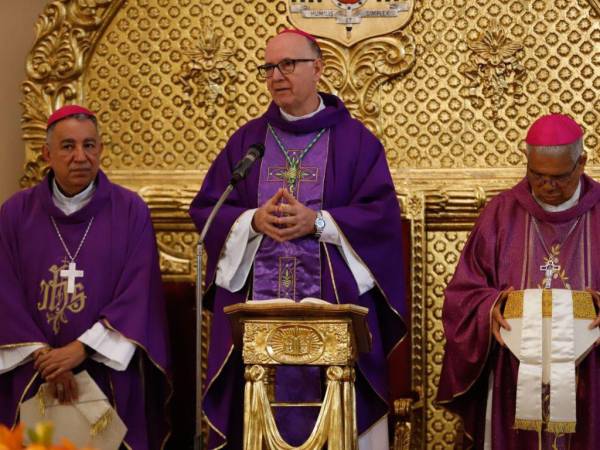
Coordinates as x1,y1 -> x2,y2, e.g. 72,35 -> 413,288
33,341 -> 86,404
252,188 -> 317,243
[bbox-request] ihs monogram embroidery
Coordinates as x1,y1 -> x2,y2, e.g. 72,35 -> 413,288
38,259 -> 87,334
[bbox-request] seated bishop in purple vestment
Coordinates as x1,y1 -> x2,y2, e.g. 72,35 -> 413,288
189,29 -> 407,449
437,114 -> 600,449
0,105 -> 171,450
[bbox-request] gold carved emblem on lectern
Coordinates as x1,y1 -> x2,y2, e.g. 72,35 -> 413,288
288,0 -> 414,46
266,325 -> 325,364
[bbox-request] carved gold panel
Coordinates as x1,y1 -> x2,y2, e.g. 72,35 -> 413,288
425,231 -> 468,449
243,320 -> 355,366
20,0 -> 600,448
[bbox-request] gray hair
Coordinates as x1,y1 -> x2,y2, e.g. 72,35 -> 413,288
526,137 -> 583,163
309,40 -> 322,59
46,113 -> 99,144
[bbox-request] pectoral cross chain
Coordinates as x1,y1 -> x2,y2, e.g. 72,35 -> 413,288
51,216 -> 94,295
267,124 -> 325,195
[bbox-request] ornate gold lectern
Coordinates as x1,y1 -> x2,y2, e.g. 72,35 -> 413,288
224,301 -> 372,450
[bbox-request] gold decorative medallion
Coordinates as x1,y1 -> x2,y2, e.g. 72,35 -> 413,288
461,21 -> 525,116
174,16 -> 238,119
289,0 -> 414,46
38,260 -> 87,334
266,325 -> 325,364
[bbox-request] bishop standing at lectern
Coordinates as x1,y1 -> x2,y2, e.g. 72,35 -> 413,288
190,29 -> 407,449
437,114 -> 600,449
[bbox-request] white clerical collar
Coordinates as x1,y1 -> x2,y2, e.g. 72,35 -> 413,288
280,95 -> 325,122
533,179 -> 581,212
52,178 -> 96,216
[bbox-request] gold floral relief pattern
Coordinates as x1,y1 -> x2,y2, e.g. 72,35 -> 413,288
155,230 -> 198,279
426,231 -> 469,449
84,0 -> 289,172
318,32 -> 416,139
21,0 -> 124,188
588,1 -> 600,16
174,15 -> 238,119
21,0 -> 600,179
387,0 -> 599,169
462,21 -> 526,116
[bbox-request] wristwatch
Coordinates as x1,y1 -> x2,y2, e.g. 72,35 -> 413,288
314,210 -> 325,239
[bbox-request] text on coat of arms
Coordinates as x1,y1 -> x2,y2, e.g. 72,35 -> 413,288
289,0 -> 413,46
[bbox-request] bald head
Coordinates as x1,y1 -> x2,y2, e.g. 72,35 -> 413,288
266,32 -> 321,60
269,29 -> 322,58
263,31 -> 323,116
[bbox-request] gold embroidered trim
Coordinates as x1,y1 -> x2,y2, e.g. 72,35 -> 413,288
37,385 -> 47,416
547,420 -> 576,434
514,418 -> 543,432
504,291 -> 524,318
572,291 -> 597,319
0,342 -> 47,350
504,290 -> 595,319
90,409 -> 113,437
322,244 -> 340,305
13,372 -> 40,428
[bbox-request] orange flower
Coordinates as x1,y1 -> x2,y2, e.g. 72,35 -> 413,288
48,438 -> 77,450
1,421 -> 96,450
0,423 -> 24,450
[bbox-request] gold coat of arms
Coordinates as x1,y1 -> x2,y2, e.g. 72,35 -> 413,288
289,0 -> 414,46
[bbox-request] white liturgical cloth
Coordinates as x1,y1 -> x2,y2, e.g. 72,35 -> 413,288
501,289 -> 599,433
20,370 -> 127,450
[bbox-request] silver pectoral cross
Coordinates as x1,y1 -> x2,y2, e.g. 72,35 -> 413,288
60,261 -> 84,294
540,259 -> 560,289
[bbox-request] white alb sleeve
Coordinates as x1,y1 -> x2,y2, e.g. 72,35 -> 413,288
78,322 -> 136,371
216,209 -> 263,292
320,211 -> 375,295
0,344 -> 45,374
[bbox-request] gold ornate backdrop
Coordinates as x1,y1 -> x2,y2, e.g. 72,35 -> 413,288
20,0 -> 600,448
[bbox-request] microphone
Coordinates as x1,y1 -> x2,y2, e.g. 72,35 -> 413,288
230,143 -> 265,185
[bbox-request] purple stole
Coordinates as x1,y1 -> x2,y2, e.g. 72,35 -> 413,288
253,125 -> 330,301
251,124 -> 330,445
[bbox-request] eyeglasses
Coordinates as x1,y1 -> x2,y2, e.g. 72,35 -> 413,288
527,159 -> 580,186
257,58 -> 317,79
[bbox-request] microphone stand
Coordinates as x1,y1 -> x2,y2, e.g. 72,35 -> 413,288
194,183 -> 234,450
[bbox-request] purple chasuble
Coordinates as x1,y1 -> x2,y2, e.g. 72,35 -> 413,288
0,171 -> 171,450
437,175 -> 600,449
253,127 -> 329,301
189,93 -> 407,450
